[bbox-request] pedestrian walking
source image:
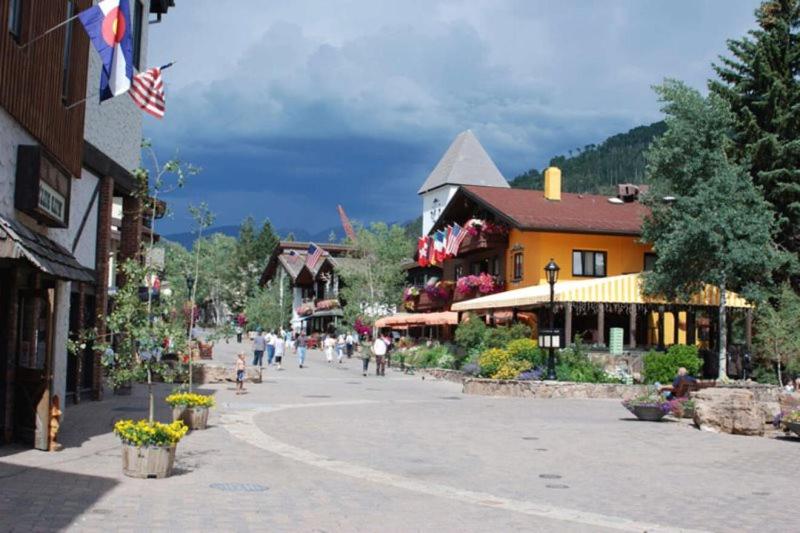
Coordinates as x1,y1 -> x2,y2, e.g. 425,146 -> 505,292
274,334 -> 285,370
324,334 -> 335,363
372,335 -> 387,376
345,332 -> 354,358
252,329 -> 266,367
266,330 -> 277,365
336,334 -> 346,363
235,353 -> 247,394
360,338 -> 371,376
297,332 -> 308,368
235,324 -> 243,343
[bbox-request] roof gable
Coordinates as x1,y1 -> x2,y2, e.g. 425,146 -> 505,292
418,130 -> 509,194
453,186 -> 650,236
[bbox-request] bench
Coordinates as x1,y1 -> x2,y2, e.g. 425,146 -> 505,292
661,379 -> 716,399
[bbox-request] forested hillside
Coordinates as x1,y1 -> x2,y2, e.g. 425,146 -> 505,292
510,121 -> 666,194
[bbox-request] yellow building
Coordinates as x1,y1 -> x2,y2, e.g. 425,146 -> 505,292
431,167 -> 753,364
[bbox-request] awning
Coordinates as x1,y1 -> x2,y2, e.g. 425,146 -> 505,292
375,311 -> 459,328
451,273 -> 753,312
0,215 -> 94,283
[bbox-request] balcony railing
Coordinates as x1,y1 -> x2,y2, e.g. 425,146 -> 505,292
457,231 -> 508,256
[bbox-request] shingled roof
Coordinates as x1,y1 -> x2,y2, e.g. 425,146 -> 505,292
418,130 -> 509,194
459,185 -> 650,236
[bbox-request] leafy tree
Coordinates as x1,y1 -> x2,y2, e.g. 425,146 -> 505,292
160,240 -> 193,303
642,80 -> 781,378
754,283 -> 800,383
244,276 -> 292,332
195,233 -> 239,325
404,216 -> 423,239
337,222 -> 413,329
230,217 -> 280,310
710,0 -> 800,283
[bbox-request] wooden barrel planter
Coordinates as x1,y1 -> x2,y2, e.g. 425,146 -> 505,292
121,443 -> 176,479
173,405 -> 209,430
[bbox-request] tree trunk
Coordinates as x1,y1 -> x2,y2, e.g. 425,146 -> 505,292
718,281 -> 727,380
147,366 -> 154,423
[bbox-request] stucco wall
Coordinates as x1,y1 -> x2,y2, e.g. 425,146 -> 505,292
421,185 -> 459,235
82,0 -> 151,171
0,107 -> 36,218
505,229 -> 652,289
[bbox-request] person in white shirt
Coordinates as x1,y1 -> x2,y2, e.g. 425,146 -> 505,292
372,335 -> 387,377
274,335 -> 285,370
324,334 -> 336,363
336,334 -> 346,363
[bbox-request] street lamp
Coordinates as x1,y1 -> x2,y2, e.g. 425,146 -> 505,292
543,259 -> 560,380
186,275 -> 195,294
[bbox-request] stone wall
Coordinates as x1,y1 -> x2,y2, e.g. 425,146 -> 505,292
417,368 -> 466,384
462,378 -> 650,399
192,363 -> 262,384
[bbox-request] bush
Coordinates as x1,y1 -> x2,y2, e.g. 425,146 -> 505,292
478,348 -> 511,377
485,323 -> 532,349
642,345 -> 703,384
436,352 -> 456,369
554,340 -> 617,383
454,314 -> 488,352
492,360 -> 533,380
506,338 -> 544,366
462,362 -> 480,376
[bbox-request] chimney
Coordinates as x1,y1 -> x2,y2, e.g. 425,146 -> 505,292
544,167 -> 561,201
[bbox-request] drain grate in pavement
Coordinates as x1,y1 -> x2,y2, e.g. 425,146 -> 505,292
112,406 -> 146,412
539,474 -> 562,479
303,394 -> 332,398
546,484 -> 569,489
522,436 -> 539,441
209,483 -> 268,493
439,396 -> 461,400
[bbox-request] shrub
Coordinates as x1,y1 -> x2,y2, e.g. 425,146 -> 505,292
642,345 -> 703,384
492,360 -> 532,380
454,314 -> 488,352
554,340 -> 616,383
478,348 -> 511,377
436,352 -> 456,369
485,323 -> 532,349
506,338 -> 543,366
462,363 -> 481,376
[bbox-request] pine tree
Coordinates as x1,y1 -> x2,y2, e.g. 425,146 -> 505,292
710,0 -> 800,281
642,80 -> 781,378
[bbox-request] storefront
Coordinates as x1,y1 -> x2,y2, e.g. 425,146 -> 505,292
0,215 -> 93,449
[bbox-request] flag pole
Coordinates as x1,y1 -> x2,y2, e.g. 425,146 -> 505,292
19,14 -> 81,50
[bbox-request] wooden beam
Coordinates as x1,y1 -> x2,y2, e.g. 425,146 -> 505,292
687,310 -> 696,346
745,308 -> 753,350
565,302 -> 573,347
628,303 -> 637,349
657,305 -> 665,351
597,303 -> 605,346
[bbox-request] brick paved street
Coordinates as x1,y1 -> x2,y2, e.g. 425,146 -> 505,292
1,345 -> 798,532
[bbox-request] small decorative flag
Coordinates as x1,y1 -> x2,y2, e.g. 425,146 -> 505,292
433,231 -> 446,263
306,243 -> 324,270
417,237 -> 429,267
447,223 -> 467,257
129,67 -> 166,118
78,0 -> 134,101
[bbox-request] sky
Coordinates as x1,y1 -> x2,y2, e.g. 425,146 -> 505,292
145,0 -> 761,235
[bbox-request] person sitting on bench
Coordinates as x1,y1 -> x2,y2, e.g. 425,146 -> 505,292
667,367 -> 697,400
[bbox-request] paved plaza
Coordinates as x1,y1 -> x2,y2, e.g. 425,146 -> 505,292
1,343 -> 798,532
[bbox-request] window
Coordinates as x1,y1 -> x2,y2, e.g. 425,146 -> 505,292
454,264 -> 464,279
132,0 -> 144,69
61,0 -> 75,102
492,256 -> 500,276
572,250 -> 606,277
512,252 -> 523,281
644,253 -> 657,272
470,258 -> 489,275
8,0 -> 23,41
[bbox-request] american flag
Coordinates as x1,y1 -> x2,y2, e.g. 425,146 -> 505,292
445,223 -> 467,256
306,243 -> 324,270
129,67 -> 166,119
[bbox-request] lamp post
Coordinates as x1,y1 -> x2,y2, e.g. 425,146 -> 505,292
544,259 -> 560,380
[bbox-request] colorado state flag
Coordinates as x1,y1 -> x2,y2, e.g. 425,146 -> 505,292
78,0 -> 134,101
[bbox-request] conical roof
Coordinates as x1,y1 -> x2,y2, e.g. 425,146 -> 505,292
418,130 -> 509,194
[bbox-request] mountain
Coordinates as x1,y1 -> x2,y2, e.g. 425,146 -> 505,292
510,121 -> 667,194
163,225 -> 344,249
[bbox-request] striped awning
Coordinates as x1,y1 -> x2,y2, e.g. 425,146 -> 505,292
375,311 -> 459,328
451,273 -> 753,312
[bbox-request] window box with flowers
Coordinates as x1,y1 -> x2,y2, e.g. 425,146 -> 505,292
454,273 -> 503,301
315,299 -> 340,311
459,219 -> 509,255
296,303 -> 315,317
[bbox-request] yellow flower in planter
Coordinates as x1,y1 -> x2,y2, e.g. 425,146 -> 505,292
165,392 -> 216,408
114,419 -> 188,446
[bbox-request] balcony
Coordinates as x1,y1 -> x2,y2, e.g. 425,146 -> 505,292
457,231 -> 508,256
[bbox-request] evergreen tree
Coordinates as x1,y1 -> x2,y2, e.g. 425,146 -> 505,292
642,80 -> 781,378
710,0 -> 800,281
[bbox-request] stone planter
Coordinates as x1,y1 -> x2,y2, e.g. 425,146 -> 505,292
786,422 -> 800,437
172,405 -> 210,430
121,443 -> 176,479
628,404 -> 668,421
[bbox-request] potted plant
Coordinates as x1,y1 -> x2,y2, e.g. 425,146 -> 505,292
114,419 -> 188,478
622,394 -> 671,421
774,409 -> 800,437
166,392 -> 215,430
668,397 -> 696,419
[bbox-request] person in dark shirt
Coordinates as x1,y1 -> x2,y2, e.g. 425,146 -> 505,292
668,367 -> 697,399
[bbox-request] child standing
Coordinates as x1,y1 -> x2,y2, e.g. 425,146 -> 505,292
235,353 -> 247,394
